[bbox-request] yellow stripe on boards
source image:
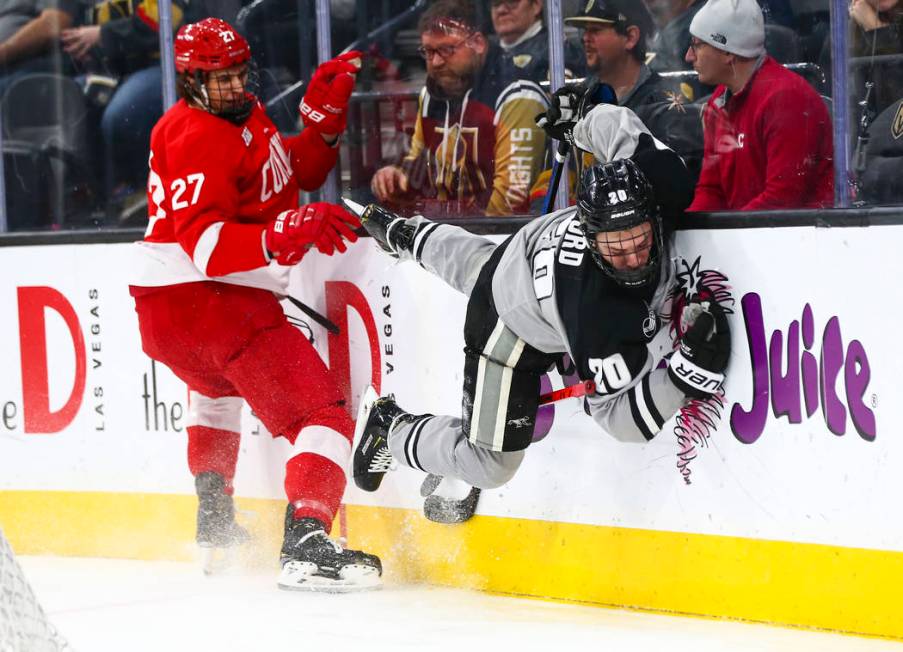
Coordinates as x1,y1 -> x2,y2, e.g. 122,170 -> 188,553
346,505 -> 903,641
0,491 -> 901,641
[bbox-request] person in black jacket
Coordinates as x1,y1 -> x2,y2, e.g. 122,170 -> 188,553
528,0 -> 702,206
860,97 -> 903,205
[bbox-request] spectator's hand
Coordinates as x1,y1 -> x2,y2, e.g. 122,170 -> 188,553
299,50 -> 363,142
849,0 -> 888,31
61,25 -> 101,62
371,165 -> 409,202
668,298 -> 731,399
536,81 -> 617,142
264,202 -> 360,264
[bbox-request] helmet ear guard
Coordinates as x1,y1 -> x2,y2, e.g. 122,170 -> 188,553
576,160 -> 664,288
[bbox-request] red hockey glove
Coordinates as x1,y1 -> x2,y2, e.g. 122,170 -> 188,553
299,51 -> 363,136
264,202 -> 361,265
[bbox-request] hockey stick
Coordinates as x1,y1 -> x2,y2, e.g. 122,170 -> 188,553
537,81 -> 618,213
286,295 -> 340,336
422,379 -> 597,524
540,139 -> 570,214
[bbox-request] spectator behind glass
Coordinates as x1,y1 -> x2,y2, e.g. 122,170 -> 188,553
555,0 -> 702,183
566,0 -> 673,111
646,0 -> 707,75
686,0 -> 833,211
489,0 -> 585,81
0,0 -> 78,94
859,96 -> 903,204
60,1 -> 187,220
849,0 -> 903,116
370,0 -> 548,218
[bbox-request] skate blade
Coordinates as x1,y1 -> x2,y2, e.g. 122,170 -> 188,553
199,545 -> 241,576
277,564 -> 382,593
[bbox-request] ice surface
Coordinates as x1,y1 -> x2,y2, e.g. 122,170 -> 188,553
17,557 -> 902,652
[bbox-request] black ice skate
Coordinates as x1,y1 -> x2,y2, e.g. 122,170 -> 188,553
278,507 -> 382,592
351,386 -> 415,492
195,472 -> 251,575
342,198 -> 417,258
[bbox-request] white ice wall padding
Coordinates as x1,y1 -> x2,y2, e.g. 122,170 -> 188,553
0,227 -> 897,552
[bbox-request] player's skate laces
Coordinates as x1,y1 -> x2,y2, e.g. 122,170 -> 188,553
351,388 -> 415,492
369,446 -> 395,474
278,510 -> 382,592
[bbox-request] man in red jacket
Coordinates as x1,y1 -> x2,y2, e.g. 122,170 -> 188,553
129,18 -> 381,592
684,0 -> 833,211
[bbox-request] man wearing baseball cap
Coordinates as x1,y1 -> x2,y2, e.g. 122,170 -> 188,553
564,0 -> 668,109
685,0 -> 833,211
557,0 -> 702,185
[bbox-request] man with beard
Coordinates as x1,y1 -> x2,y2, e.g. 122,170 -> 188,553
567,0 -> 674,110
370,0 -> 548,218
529,0 -> 702,207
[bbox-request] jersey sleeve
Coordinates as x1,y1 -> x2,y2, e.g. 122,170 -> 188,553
149,125 -> 268,277
487,81 -> 548,216
284,127 -> 339,191
585,365 -> 686,443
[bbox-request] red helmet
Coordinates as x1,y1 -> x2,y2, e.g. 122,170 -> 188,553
174,18 -> 250,74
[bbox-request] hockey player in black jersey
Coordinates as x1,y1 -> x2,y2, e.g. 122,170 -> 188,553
348,101 -> 731,516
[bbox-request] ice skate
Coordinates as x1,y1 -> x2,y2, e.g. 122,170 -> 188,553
195,472 -> 250,575
342,198 -> 417,258
351,386 -> 414,492
278,507 -> 382,592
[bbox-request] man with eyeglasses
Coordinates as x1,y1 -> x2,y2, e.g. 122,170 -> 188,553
489,0 -> 585,81
370,0 -> 548,217
684,0 -> 833,211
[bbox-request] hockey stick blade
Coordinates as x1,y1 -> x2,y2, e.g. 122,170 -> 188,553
423,487 -> 481,525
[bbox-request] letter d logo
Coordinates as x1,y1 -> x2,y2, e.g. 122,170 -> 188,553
17,287 -> 86,433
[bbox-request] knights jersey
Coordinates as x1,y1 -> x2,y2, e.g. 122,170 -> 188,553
131,99 -> 338,294
399,44 -> 548,218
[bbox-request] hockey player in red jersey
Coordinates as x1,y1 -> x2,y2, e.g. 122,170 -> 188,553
129,17 -> 381,591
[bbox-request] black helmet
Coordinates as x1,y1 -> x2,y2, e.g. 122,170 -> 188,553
576,159 -> 663,288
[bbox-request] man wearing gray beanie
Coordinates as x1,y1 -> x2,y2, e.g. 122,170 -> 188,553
685,0 -> 834,211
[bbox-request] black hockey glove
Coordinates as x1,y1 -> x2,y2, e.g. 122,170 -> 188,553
668,299 -> 731,399
535,80 -> 617,142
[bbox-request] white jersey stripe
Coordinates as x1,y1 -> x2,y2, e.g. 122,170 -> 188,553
192,221 -> 225,275
632,380 -> 661,438
186,391 -> 243,432
491,336 -> 526,452
290,425 -> 352,474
